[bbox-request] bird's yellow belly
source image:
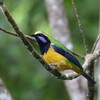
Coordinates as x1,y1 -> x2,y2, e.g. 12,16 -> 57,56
43,48 -> 72,71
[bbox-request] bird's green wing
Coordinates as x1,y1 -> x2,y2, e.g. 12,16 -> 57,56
51,43 -> 82,69
41,32 -> 71,53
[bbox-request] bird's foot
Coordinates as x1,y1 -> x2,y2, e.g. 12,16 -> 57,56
49,63 -> 57,70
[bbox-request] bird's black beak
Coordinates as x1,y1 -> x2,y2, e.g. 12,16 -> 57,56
31,34 -> 36,38
30,34 -> 37,41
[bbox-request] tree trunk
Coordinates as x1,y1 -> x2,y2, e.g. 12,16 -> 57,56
0,79 -> 12,100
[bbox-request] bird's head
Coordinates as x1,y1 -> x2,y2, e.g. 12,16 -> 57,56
31,32 -> 51,55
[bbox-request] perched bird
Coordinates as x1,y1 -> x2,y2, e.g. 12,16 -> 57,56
31,32 -> 96,84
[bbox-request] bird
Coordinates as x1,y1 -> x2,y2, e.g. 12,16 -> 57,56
31,32 -> 96,84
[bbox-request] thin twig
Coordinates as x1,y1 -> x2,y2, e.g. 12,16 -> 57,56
0,27 -> 35,41
71,0 -> 88,54
70,50 -> 84,59
91,1 -> 100,53
91,7 -> 100,53
91,34 -> 100,53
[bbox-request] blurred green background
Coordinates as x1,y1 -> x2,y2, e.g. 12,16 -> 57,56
0,0 -> 98,100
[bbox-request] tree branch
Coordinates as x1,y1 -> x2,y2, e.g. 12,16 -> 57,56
0,27 -> 35,41
71,0 -> 88,54
92,34 -> 100,53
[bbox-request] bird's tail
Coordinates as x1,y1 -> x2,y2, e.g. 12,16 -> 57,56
82,71 -> 96,84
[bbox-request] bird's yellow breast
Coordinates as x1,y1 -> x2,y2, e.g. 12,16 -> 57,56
43,47 -> 72,71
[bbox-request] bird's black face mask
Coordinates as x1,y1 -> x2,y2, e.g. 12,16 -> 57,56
31,33 -> 51,55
